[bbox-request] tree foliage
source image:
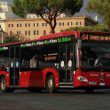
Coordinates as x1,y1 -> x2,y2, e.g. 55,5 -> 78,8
4,36 -> 19,44
65,24 -> 110,32
12,0 -> 83,33
87,0 -> 110,28
12,0 -> 26,18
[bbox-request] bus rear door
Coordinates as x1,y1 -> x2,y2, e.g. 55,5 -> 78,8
59,44 -> 74,87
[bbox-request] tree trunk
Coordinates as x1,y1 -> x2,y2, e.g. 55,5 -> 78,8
49,17 -> 56,34
50,26 -> 55,33
39,13 -> 56,34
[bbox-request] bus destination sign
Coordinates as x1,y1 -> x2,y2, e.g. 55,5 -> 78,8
21,36 -> 73,48
82,34 -> 110,41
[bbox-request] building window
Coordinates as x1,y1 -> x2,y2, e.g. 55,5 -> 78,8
67,22 -> 70,26
17,24 -> 22,27
33,30 -> 35,35
71,22 -> 73,26
17,31 -> 19,35
25,23 -> 30,27
59,22 -> 64,26
42,23 -> 44,26
37,30 -> 39,35
8,24 -> 14,27
11,24 -> 14,27
62,22 -> 64,26
20,24 -> 22,27
8,24 -> 10,27
34,30 -> 39,35
33,23 -> 35,27
34,23 -> 39,27
42,23 -> 47,26
10,31 -> 12,35
17,31 -> 21,35
59,22 -> 61,26
76,22 -> 78,26
28,31 -> 30,35
25,31 -> 28,35
43,30 -> 46,35
17,24 -> 19,27
25,23 -> 27,27
28,23 -> 30,27
45,23 -> 47,26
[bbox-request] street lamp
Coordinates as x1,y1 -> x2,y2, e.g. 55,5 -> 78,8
0,25 -> 3,44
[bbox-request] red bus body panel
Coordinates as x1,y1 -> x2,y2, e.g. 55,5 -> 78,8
19,71 -> 44,87
19,68 -> 59,88
74,69 -> 110,88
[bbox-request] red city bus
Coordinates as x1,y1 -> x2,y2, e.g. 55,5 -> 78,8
0,31 -> 110,93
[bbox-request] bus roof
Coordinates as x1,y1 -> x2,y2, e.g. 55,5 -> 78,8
1,31 -> 110,47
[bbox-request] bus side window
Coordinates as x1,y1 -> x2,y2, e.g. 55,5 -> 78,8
21,59 -> 30,68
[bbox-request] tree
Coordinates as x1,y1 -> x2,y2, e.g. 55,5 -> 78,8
64,24 -> 110,32
87,0 -> 110,29
12,0 -> 83,33
4,36 -> 19,44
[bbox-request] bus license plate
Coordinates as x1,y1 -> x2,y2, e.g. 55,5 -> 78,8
100,83 -> 105,86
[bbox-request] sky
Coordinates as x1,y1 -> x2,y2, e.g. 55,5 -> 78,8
0,0 -> 12,3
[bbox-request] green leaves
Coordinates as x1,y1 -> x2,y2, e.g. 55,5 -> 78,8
12,0 -> 27,17
87,0 -> 110,29
4,37 -> 19,44
65,24 -> 110,32
12,0 -> 83,33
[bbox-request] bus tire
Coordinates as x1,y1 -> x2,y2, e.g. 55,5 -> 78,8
46,75 -> 56,93
0,77 -> 8,92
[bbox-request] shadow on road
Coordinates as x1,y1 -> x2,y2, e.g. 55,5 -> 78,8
1,89 -> 110,95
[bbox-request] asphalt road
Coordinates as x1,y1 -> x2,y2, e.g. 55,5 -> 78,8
0,89 -> 110,110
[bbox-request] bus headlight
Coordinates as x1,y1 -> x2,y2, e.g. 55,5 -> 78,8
77,76 -> 88,82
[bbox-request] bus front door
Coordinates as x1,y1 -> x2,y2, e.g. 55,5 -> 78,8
59,44 -> 74,87
9,46 -> 20,86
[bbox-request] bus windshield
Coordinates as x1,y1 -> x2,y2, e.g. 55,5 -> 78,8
81,41 -> 110,71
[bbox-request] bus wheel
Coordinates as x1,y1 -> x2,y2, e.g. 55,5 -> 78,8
46,75 -> 55,93
0,77 -> 14,93
0,77 -> 8,92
